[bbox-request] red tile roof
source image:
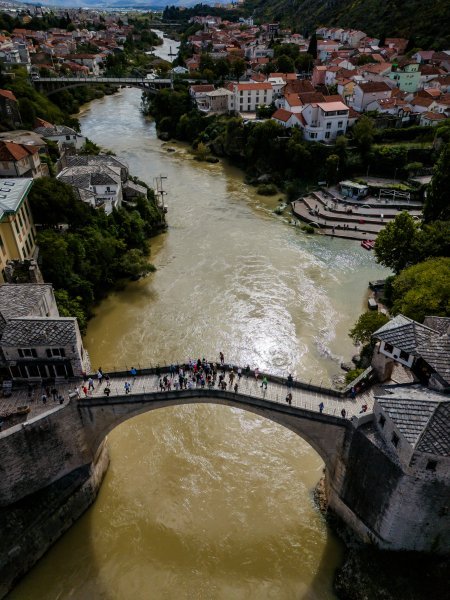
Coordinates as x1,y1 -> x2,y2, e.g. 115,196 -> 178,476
272,108 -> 293,122
0,89 -> 17,103
0,140 -> 38,162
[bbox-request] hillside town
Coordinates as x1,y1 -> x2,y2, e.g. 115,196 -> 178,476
0,4 -> 448,599
183,19 -> 450,132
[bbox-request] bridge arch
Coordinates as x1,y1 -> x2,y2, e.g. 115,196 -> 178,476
0,381 -> 352,507
78,388 -> 351,475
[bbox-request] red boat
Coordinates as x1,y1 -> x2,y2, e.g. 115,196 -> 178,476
361,239 -> 374,250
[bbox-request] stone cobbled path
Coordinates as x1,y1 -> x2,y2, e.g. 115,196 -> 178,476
1,363 -> 405,434
86,372 -> 376,419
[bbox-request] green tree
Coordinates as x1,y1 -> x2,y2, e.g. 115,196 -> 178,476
352,115 -> 375,155
349,311 -> 389,345
391,257 -> 450,322
276,54 -> 295,73
118,248 -> 155,279
54,289 -> 87,333
295,53 -> 314,72
231,58 -> 246,82
414,220 -> 450,262
374,211 -> 419,273
18,97 -> 36,128
326,154 -> 340,185
28,177 -> 93,228
423,143 -> 450,222
307,33 -> 317,59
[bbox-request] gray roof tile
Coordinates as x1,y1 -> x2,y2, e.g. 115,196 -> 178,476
376,385 -> 450,456
1,318 -> 78,346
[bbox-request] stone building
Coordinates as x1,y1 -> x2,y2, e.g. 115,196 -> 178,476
372,314 -> 450,391
1,317 -> 87,380
0,283 -> 89,381
367,384 -> 450,553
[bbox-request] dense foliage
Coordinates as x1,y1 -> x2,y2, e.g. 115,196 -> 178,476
245,0 -> 450,48
390,258 -> 450,322
349,311 -> 389,345
29,178 -> 163,331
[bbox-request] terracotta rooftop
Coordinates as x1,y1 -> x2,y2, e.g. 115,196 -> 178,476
272,108 -> 293,122
0,141 -> 38,162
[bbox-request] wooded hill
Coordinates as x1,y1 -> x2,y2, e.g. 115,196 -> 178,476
246,0 -> 450,49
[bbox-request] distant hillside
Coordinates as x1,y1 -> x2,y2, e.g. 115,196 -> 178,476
246,0 -> 450,49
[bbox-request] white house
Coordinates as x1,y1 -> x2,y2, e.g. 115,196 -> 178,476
271,108 -> 302,128
228,82 -> 273,112
34,124 -> 86,151
57,164 -> 122,214
351,81 -> 392,112
300,101 -> 349,142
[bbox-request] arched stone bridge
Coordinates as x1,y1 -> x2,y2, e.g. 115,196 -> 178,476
32,76 -> 178,96
0,365 -> 375,509
4,360 -> 422,587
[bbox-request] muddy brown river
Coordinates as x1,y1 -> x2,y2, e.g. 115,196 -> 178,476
9,86 -> 388,600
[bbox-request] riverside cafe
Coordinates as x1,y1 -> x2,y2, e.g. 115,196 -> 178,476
339,180 -> 369,200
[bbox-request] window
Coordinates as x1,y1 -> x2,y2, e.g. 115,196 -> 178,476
384,342 -> 394,353
14,220 -> 19,235
309,133 -> 317,139
18,213 -> 23,228
426,460 -> 437,472
378,414 -> 386,428
66,135 -> 71,140
325,132 -> 331,139
399,350 -> 409,362
338,121 -> 343,128
391,432 -> 399,447
18,348 -> 37,358
0,234 -> 3,248
326,122 -> 332,129
46,348 -> 66,357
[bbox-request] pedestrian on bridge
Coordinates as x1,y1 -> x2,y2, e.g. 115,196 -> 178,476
287,374 -> 293,388
130,366 -> 137,380
97,368 -> 103,386
124,381 -> 131,395
104,386 -> 111,397
254,368 -> 260,382
88,377 -> 94,392
341,408 -> 347,419
220,351 -> 224,365
286,392 -> 292,405
261,376 -> 268,390
319,402 -> 324,414
237,367 -> 242,380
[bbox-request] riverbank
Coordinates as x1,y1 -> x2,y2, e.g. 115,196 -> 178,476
314,477 -> 450,600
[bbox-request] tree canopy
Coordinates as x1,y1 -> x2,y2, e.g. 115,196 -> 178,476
423,143 -> 450,223
29,178 -> 163,330
374,212 -> 419,274
391,258 -> 450,322
349,311 -> 389,345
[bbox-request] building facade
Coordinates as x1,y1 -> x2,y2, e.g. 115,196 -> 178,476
0,179 -> 37,282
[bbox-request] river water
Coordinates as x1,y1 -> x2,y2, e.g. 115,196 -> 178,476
10,80 -> 388,599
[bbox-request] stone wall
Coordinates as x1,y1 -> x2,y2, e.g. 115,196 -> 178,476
0,441 -> 109,599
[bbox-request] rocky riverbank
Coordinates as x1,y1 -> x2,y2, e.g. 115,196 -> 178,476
314,477 -> 450,600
